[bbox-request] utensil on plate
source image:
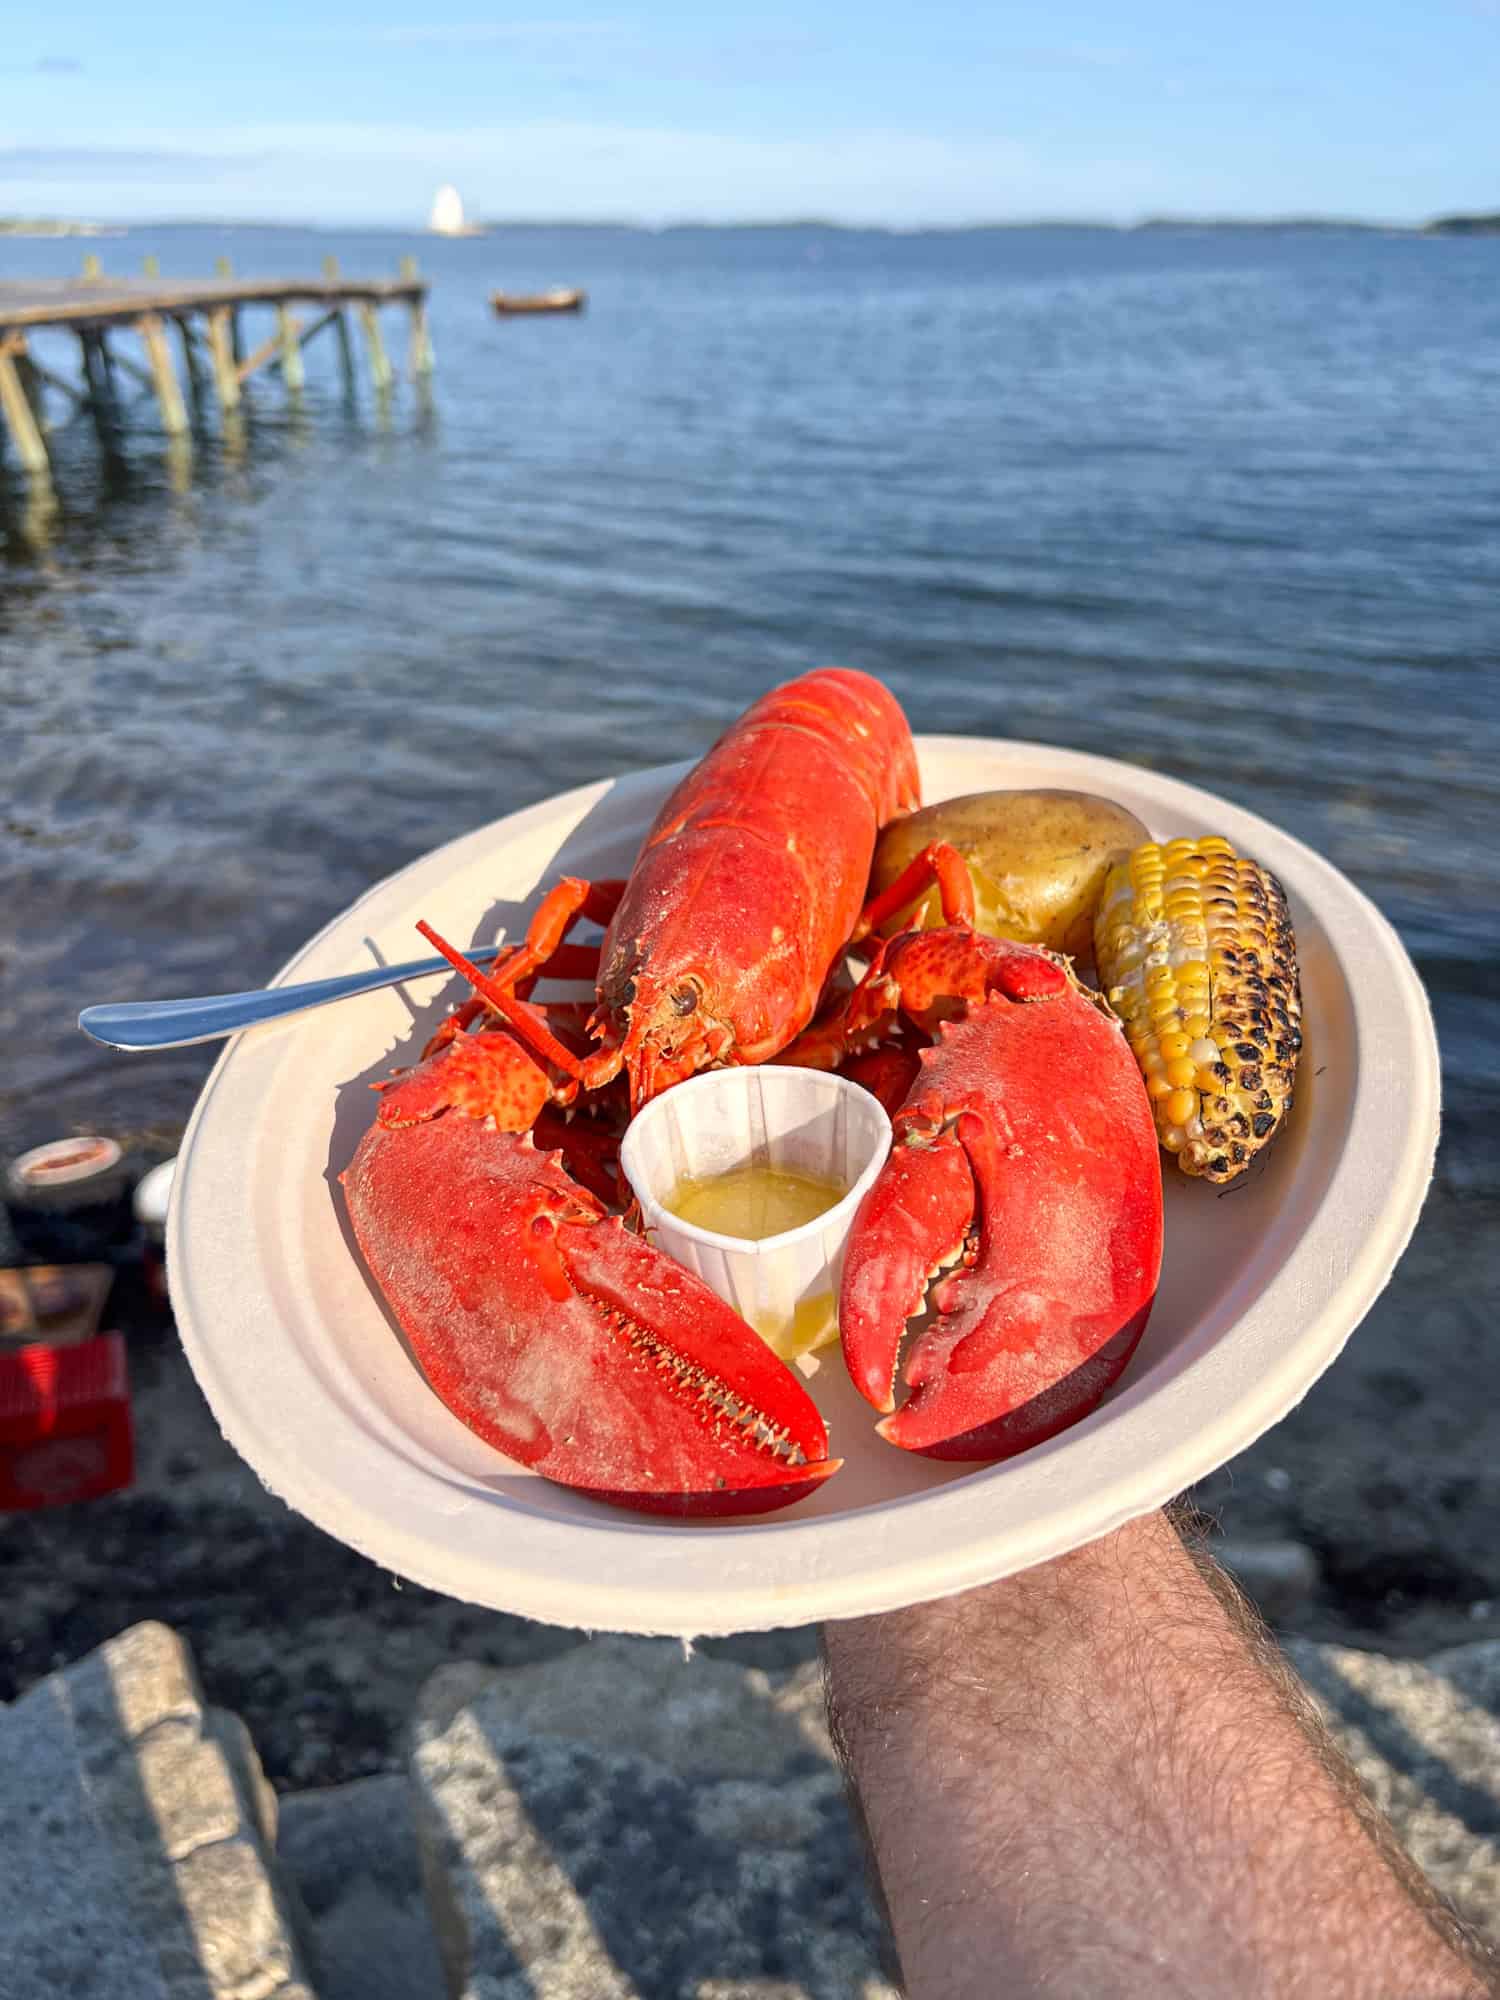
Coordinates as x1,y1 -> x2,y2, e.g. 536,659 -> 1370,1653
77,944 -> 513,1050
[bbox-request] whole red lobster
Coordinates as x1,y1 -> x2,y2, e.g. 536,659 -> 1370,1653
345,671 -> 1163,1513
343,669 -> 919,1515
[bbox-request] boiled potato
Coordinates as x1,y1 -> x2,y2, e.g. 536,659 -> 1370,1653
870,789 -> 1150,959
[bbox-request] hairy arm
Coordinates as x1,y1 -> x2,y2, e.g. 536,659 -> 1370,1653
823,1508 -> 1495,1999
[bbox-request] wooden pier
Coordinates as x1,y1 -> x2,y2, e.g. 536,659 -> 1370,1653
0,260 -> 432,485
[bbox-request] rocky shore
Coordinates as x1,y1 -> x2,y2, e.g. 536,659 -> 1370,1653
2,1172 -> 1497,1987
6,1180 -> 1495,1783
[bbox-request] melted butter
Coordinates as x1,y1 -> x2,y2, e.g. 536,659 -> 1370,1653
662,1165 -> 847,1371
664,1164 -> 845,1241
763,1291 -> 840,1369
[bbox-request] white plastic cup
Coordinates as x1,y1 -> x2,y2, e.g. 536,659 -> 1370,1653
619,1066 -> 892,1364
133,1158 -> 178,1244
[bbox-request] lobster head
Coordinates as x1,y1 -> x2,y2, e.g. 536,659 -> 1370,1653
590,667 -> 921,1113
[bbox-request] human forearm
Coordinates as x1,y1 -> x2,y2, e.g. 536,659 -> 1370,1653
824,1509 -> 1493,1999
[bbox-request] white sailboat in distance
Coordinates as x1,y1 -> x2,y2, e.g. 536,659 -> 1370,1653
428,185 -> 483,237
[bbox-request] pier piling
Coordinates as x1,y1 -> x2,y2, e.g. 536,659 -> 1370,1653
206,308 -> 241,412
78,333 -> 122,451
358,301 -> 393,393
139,315 -> 189,436
173,315 -> 206,415
15,350 -> 48,433
0,337 -> 50,477
333,310 -> 357,399
408,300 -> 435,378
276,304 -> 305,392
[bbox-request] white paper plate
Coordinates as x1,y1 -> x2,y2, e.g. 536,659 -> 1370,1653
168,739 -> 1439,1635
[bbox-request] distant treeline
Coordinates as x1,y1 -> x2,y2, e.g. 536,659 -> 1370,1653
1423,212 -> 1500,235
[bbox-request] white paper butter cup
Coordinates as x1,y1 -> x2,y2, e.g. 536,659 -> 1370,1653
619,1066 -> 892,1361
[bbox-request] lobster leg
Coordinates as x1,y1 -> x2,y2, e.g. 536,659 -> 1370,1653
508,877 -> 626,993
416,879 -> 622,1054
853,839 -> 976,941
344,1119 -> 840,1516
533,1106 -> 622,1206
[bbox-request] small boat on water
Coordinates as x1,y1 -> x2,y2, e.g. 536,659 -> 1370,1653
491,288 -> 586,317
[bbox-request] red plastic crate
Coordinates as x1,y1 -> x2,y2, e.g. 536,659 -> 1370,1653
0,1332 -> 134,1510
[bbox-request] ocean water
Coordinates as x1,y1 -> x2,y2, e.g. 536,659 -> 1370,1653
2,223 -> 1497,1189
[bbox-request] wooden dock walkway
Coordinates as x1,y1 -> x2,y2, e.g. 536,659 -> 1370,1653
0,260 -> 432,485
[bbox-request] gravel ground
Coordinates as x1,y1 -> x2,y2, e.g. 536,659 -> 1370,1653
2,1179 -> 1494,1791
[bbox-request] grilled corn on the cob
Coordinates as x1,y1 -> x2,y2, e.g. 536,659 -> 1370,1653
1093,837 -> 1302,1184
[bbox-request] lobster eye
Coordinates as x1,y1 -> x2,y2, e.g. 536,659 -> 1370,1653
670,984 -> 699,1017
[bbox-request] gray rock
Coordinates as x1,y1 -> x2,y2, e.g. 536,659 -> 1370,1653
409,1638 -> 896,2000
0,1621 -> 313,2000
1216,1537 -> 1323,1623
1289,1637 -> 1500,1948
278,1777 -> 446,2000
417,1636 -> 834,1778
0,1685 -> 171,2000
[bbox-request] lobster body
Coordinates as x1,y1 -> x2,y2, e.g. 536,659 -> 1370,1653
595,669 -> 919,1107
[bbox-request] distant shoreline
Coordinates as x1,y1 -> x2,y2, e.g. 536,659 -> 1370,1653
0,219 -> 119,238
4,212 -> 1497,237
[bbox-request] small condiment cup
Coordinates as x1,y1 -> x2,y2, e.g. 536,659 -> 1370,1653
619,1066 -> 892,1363
6,1137 -> 127,1214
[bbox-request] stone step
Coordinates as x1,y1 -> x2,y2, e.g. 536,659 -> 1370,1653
0,1620 -> 314,2000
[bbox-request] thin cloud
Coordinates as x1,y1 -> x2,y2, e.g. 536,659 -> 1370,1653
1,115 -> 1181,224
35,55 -> 85,74
0,145 -> 266,178
369,20 -> 623,46
985,44 -> 1131,71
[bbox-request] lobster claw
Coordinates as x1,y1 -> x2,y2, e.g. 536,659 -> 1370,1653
343,1118 -> 839,1516
840,989 -> 1163,1461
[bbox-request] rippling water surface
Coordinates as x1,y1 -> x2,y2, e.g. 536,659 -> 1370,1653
3,223 -> 1497,1186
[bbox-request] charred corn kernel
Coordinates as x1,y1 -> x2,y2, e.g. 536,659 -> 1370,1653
1094,835 -> 1303,1185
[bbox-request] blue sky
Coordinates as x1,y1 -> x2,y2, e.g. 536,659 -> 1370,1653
6,1 -> 1498,226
